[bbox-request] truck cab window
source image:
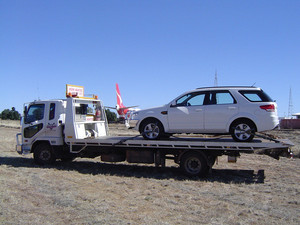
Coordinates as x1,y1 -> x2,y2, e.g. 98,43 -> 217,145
76,104 -> 88,115
25,104 -> 45,124
49,103 -> 55,120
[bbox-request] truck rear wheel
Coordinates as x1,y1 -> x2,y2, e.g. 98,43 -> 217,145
180,151 -> 208,177
33,143 -> 56,165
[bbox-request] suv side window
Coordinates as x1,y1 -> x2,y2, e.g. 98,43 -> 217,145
187,93 -> 205,106
239,90 -> 273,102
208,91 -> 236,105
216,92 -> 236,104
176,92 -> 206,106
176,94 -> 192,106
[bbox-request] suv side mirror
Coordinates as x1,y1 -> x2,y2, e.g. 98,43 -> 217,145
170,101 -> 177,107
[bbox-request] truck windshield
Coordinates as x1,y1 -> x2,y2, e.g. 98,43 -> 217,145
25,104 -> 45,124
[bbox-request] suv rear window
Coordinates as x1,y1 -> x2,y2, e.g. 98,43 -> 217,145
239,90 -> 273,102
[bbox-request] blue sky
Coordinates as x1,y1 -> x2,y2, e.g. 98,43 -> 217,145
1,0 -> 299,117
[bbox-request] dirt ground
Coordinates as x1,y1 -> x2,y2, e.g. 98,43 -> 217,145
0,121 -> 299,224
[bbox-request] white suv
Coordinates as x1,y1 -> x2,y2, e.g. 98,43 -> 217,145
129,86 -> 279,142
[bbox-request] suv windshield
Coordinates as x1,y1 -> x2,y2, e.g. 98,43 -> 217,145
239,90 -> 273,102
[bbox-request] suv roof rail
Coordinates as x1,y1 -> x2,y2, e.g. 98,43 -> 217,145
196,86 -> 258,90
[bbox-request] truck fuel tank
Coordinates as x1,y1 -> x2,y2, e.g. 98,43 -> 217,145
126,150 -> 154,164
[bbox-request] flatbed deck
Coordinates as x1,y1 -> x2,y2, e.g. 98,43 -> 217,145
67,136 -> 293,157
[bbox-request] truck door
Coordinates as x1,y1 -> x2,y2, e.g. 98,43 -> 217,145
23,104 -> 45,140
44,102 -> 63,140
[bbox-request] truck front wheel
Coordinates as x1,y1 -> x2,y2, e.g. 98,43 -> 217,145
180,151 -> 209,177
33,143 -> 56,165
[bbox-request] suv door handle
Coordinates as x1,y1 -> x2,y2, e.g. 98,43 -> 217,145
195,109 -> 203,112
228,107 -> 237,110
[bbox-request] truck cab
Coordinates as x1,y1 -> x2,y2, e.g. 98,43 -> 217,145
16,97 -> 108,158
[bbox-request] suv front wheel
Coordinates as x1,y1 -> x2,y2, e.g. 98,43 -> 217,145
230,120 -> 256,142
140,119 -> 164,140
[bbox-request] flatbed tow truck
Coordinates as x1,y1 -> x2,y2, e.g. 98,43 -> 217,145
16,85 -> 293,177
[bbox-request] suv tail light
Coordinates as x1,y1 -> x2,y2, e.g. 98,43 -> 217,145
260,104 -> 275,112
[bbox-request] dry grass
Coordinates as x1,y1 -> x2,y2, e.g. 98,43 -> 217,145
0,121 -> 299,224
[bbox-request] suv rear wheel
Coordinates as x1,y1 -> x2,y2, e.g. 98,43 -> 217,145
230,120 -> 256,142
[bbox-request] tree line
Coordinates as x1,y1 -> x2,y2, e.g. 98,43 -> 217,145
0,107 -> 21,120
105,109 -> 117,123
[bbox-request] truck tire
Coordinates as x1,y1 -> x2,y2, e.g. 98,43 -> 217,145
33,143 -> 56,165
140,119 -> 164,140
180,151 -> 209,177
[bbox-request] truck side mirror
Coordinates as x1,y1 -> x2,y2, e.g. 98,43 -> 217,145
24,106 -> 28,118
23,105 -> 28,122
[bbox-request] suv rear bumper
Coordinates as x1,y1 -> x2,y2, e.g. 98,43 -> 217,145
256,115 -> 279,132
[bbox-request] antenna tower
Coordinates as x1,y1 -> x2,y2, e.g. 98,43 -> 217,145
288,87 -> 293,118
214,71 -> 218,86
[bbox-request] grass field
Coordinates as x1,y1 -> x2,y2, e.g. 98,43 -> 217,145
0,120 -> 299,224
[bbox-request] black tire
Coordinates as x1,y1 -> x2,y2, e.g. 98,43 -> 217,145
180,151 -> 209,177
140,119 -> 164,140
33,143 -> 56,165
230,120 -> 255,142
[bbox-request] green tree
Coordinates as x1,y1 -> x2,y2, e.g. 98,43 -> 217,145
0,107 -> 21,120
11,107 -> 20,120
1,109 -> 10,119
105,109 -> 117,123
